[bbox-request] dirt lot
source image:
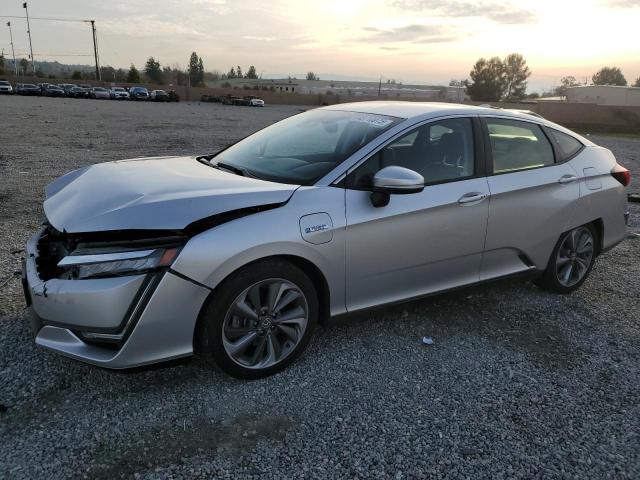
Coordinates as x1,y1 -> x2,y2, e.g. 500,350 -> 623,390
1,96 -> 639,479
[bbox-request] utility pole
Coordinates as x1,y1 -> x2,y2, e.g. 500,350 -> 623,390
6,22 -> 17,76
89,20 -> 100,81
378,75 -> 382,97
22,2 -> 35,75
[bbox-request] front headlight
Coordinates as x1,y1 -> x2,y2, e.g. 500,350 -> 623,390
57,247 -> 181,280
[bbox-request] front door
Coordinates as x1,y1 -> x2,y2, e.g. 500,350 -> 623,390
344,117 -> 490,312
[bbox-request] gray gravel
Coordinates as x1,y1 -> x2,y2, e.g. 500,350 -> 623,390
1,96 -> 639,479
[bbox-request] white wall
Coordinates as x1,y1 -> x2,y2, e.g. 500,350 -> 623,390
567,86 -> 640,106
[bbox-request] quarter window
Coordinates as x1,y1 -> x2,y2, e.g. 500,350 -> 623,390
348,117 -> 475,189
486,118 -> 554,174
546,128 -> 583,161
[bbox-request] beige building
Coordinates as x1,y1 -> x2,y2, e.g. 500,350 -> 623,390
566,85 -> 640,106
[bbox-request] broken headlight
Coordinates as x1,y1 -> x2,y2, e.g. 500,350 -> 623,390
57,247 -> 181,280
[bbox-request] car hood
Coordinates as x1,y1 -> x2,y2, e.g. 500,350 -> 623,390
44,156 -> 298,233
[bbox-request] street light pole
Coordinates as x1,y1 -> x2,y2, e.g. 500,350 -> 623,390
22,2 -> 35,75
6,21 -> 17,76
89,20 -> 100,81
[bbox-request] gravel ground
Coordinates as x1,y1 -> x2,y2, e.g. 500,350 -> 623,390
1,96 -> 639,479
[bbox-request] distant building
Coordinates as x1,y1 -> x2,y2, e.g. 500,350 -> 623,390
205,77 -> 468,101
566,85 -> 640,107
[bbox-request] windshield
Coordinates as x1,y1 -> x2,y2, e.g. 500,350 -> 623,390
0,81 -> 9,86
213,109 -> 402,185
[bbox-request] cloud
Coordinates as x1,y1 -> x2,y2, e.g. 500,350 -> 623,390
242,35 -> 277,42
100,15 -> 205,39
605,0 -> 640,6
391,0 -> 536,24
358,24 -> 457,44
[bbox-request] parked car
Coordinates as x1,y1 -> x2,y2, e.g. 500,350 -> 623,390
167,90 -> 180,102
59,84 -> 76,96
221,95 -> 243,105
110,87 -> 130,100
68,86 -> 90,98
249,97 -> 265,107
17,83 -> 41,96
90,87 -> 111,99
22,102 -> 631,379
44,84 -> 66,97
129,86 -> 149,100
0,80 -> 13,94
37,83 -> 50,93
150,89 -> 169,102
200,94 -> 219,103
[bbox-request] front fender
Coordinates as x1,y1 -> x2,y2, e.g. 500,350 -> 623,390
171,187 -> 347,317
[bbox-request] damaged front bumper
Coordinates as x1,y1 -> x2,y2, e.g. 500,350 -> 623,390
22,227 -> 210,369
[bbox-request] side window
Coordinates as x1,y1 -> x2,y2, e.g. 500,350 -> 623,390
486,118 -> 555,174
546,128 -> 584,161
348,118 -> 475,189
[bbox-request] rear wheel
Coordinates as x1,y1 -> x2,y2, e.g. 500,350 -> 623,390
197,259 -> 317,379
536,224 -> 597,293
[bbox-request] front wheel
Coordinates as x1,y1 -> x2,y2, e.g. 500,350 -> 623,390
535,224 -> 597,294
197,259 -> 318,379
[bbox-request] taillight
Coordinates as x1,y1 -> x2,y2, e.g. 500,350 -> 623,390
611,164 -> 631,187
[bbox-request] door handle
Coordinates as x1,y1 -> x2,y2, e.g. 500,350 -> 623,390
458,192 -> 487,205
558,174 -> 578,184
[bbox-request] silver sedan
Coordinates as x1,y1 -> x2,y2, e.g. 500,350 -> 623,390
22,102 -> 631,378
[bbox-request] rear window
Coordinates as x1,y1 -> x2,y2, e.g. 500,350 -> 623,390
546,128 -> 583,161
486,118 -> 555,174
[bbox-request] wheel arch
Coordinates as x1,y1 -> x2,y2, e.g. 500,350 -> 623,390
590,218 -> 604,256
192,254 -> 331,352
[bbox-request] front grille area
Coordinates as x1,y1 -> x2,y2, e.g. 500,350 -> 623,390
36,224 -> 75,280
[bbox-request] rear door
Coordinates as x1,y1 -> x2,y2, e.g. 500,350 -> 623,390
480,117 -> 580,279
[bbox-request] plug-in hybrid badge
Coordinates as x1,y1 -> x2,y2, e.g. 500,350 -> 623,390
300,213 -> 333,244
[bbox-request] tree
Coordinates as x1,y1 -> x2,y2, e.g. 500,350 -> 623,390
100,65 -> 116,81
634,77 -> 640,87
592,67 -> 627,86
127,64 -> 141,83
19,58 -> 28,75
236,65 -> 242,78
467,57 -> 506,101
114,68 -> 127,83
0,53 -> 4,75
306,71 -> 320,81
188,52 -> 205,86
503,53 -> 530,99
145,57 -> 163,83
449,79 -> 469,88
227,66 -> 236,79
554,76 -> 580,97
71,70 -> 82,80
245,65 -> 258,79
197,58 -> 204,85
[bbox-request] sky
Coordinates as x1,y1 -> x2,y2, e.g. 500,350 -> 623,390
1,0 -> 639,92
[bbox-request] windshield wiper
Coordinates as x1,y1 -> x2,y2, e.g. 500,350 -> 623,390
215,161 -> 251,177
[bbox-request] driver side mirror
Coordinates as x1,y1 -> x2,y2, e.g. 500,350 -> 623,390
370,166 -> 424,207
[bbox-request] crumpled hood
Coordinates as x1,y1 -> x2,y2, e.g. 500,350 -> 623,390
44,156 -> 298,233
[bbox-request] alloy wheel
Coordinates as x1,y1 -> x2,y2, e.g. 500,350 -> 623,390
222,278 -> 309,369
555,227 -> 595,287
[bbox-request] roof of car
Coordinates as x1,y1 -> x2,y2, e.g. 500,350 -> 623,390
319,100 -> 594,145
321,101 -> 541,122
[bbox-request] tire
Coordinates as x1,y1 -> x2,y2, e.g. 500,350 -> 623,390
535,224 -> 597,294
196,259 -> 318,379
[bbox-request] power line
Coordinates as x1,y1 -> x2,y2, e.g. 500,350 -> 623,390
0,15 -> 90,23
